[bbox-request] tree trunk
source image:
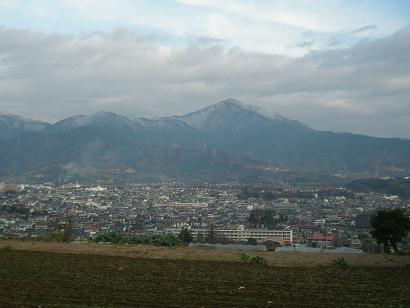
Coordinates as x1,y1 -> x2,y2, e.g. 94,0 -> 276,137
390,240 -> 399,253
383,241 -> 390,253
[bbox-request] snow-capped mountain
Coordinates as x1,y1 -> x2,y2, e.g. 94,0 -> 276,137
1,99 -> 410,182
175,98 -> 310,133
175,98 -> 264,130
45,111 -> 138,132
0,113 -> 49,140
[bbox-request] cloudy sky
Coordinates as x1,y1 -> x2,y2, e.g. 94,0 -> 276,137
0,0 -> 409,138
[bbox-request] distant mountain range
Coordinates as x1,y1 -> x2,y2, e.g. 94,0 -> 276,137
1,98 -> 410,184
0,114 -> 49,140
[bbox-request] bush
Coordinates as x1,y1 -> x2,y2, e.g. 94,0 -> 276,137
48,229 -> 73,243
1,245 -> 13,252
93,233 -> 184,247
240,253 -> 251,262
193,244 -> 215,250
251,256 -> 267,265
178,228 -> 193,244
333,256 -> 348,269
239,253 -> 266,265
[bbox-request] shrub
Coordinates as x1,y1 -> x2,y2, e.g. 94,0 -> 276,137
240,253 -> 251,262
194,244 -> 215,250
1,245 -> 13,252
178,228 -> 193,244
93,233 -> 184,247
333,256 -> 348,269
240,253 -> 266,265
251,256 -> 267,265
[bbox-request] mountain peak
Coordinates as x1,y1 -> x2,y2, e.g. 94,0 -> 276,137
174,98 -> 313,133
216,98 -> 245,109
0,113 -> 50,140
190,98 -> 248,115
47,111 -> 136,132
175,98 -> 262,130
92,111 -> 121,118
0,112 -> 49,125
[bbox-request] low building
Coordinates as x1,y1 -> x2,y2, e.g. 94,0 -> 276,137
355,213 -> 372,230
307,235 -> 335,248
161,226 -> 293,245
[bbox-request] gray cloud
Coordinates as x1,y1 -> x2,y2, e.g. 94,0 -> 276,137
295,40 -> 314,48
350,24 -> 378,34
187,35 -> 228,47
0,26 -> 409,138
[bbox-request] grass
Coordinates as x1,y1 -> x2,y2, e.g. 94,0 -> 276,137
2,239 -> 410,267
0,245 -> 13,252
0,249 -> 409,307
333,256 -> 349,269
239,253 -> 267,265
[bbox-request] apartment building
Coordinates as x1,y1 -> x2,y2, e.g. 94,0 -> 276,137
163,225 -> 293,244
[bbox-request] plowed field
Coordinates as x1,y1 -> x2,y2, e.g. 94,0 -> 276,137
1,249 -> 409,307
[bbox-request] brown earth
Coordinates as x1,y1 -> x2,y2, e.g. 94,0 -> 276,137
1,239 -> 410,267
1,248 -> 410,307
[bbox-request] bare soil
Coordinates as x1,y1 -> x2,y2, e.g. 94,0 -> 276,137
1,239 -> 410,267
1,248 -> 409,307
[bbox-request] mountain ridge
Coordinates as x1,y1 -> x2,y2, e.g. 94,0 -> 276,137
0,113 -> 50,140
1,99 -> 410,183
2,100 -> 406,141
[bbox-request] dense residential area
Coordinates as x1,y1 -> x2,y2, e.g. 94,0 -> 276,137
1,182 -> 409,252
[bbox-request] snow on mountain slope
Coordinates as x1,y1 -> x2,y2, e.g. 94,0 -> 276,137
175,98 -> 311,132
0,113 -> 49,140
46,111 -> 138,132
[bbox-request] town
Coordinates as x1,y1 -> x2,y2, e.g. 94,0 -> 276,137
1,182 -> 409,252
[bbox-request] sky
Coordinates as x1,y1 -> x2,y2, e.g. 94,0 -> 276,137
0,0 -> 409,138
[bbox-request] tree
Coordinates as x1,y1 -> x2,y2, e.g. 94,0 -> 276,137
249,209 -> 276,228
196,233 -> 204,243
49,216 -> 74,243
370,208 -> 410,253
178,228 -> 193,244
206,225 -> 216,242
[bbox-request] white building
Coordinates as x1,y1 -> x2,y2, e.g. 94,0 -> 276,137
160,226 -> 293,244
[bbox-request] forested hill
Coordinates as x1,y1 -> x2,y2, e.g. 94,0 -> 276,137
347,177 -> 410,199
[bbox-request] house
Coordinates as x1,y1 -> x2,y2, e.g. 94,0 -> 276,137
307,235 -> 335,248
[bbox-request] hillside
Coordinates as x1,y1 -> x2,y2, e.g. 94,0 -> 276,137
348,177 -> 410,199
176,99 -> 410,176
1,99 -> 410,183
0,114 -> 49,140
0,130 -> 339,184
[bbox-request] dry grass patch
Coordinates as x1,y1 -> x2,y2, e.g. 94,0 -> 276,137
1,239 -> 410,267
